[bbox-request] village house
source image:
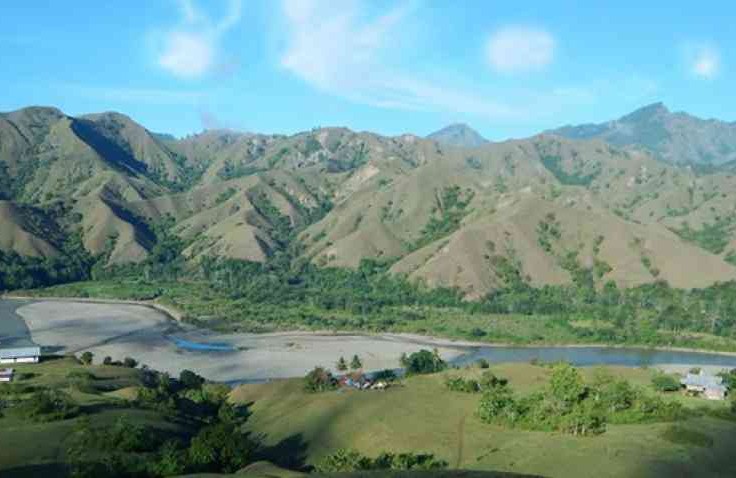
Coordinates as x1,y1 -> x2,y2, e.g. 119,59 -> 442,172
0,346 -> 42,364
0,368 -> 14,383
680,371 -> 727,400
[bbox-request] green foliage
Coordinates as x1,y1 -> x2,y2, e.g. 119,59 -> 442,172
414,185 -> 474,249
402,349 -> 447,375
188,422 -> 259,473
651,373 -> 681,392
336,356 -> 348,372
19,389 -> 79,422
541,155 -> 600,186
315,449 -> 447,472
80,351 -> 94,365
179,369 -> 206,390
350,354 -> 363,370
478,364 -> 687,436
673,217 -> 736,254
373,369 -> 398,382
304,367 -> 338,393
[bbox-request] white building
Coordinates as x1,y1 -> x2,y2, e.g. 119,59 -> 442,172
0,368 -> 14,382
0,346 -> 41,364
680,371 -> 728,400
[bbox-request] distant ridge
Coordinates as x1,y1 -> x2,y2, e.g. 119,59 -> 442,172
549,102 -> 736,165
427,123 -> 488,148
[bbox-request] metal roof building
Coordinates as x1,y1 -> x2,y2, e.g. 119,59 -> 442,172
681,372 -> 727,400
0,346 -> 41,364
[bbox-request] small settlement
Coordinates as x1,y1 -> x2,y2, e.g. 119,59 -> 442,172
0,346 -> 42,364
681,370 -> 728,400
339,372 -> 390,391
0,368 -> 14,383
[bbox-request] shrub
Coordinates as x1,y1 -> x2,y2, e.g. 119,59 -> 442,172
179,370 -> 206,390
304,367 -> 337,393
652,373 -> 681,392
20,389 -> 79,422
372,369 -> 398,382
80,351 -> 94,365
123,357 -> 138,368
403,349 -> 446,375
316,449 -> 447,473
477,358 -> 490,369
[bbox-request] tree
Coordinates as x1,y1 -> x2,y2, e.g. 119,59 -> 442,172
304,367 -> 337,393
188,423 -> 258,473
402,349 -> 446,375
179,369 -> 205,390
652,373 -> 681,392
102,356 -> 113,366
549,363 -> 586,411
123,357 -> 138,368
336,356 -> 348,372
350,355 -> 363,370
80,351 -> 94,366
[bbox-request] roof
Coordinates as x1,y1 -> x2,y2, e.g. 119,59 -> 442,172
681,373 -> 727,392
0,346 -> 41,359
0,368 -> 13,376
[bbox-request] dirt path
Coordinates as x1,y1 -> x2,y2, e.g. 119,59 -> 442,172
456,414 -> 467,468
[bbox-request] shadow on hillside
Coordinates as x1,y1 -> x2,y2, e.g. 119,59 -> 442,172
634,419 -> 736,477
259,432 -> 310,471
0,463 -> 65,478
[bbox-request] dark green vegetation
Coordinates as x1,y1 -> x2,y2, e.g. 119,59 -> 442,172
476,364 -> 686,436
0,357 -> 264,477
315,449 -> 448,473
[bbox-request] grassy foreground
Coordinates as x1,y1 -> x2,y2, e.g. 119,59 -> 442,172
231,363 -> 736,478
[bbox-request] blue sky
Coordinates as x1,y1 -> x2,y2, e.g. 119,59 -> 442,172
1,1 -> 733,139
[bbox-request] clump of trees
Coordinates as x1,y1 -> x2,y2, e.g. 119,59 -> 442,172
477,364 -> 687,436
445,371 -> 507,393
304,367 -> 338,393
18,389 -> 79,422
316,449 -> 448,473
400,349 -> 446,375
651,373 -> 681,392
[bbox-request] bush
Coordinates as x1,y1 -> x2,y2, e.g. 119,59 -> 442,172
20,389 -> 79,422
652,373 -> 681,392
372,369 -> 398,382
477,358 -> 490,369
123,357 -> 138,368
179,370 -> 206,390
188,422 -> 259,473
402,349 -> 446,375
304,367 -> 337,393
316,449 -> 447,473
80,351 -> 94,365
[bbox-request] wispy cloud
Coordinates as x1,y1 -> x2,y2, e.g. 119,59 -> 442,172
278,0 -> 591,122
686,43 -> 721,80
154,0 -> 242,79
486,26 -> 555,74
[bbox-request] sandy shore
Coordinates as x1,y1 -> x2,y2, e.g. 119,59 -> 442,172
8,299 -> 736,383
14,301 -> 466,382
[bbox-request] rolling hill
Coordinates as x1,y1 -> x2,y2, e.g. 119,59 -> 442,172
549,102 -> 736,166
2,105 -> 736,296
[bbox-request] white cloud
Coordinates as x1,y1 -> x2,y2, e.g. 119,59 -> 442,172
486,26 -> 555,73
279,0 -> 533,119
155,0 -> 242,79
689,44 -> 721,79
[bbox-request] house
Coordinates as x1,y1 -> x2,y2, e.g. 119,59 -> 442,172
0,368 -> 14,383
0,346 -> 42,364
680,371 -> 727,400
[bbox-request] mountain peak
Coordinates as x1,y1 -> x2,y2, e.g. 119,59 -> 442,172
427,123 -> 488,148
619,102 -> 670,122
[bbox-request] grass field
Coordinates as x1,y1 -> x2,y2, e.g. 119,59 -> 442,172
231,363 -> 736,478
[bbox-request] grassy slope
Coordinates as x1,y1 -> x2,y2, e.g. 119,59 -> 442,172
231,364 -> 736,478
0,357 -> 186,478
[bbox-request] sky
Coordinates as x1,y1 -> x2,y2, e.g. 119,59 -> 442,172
1,0 -> 734,140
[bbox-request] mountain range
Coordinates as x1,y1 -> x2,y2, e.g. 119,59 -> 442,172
2,104 -> 736,297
